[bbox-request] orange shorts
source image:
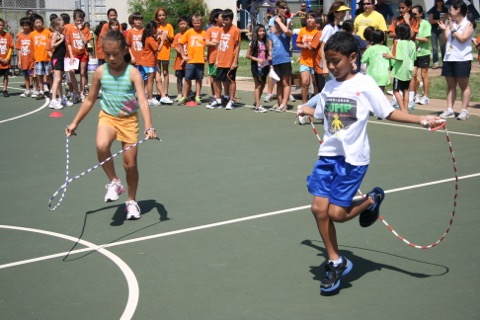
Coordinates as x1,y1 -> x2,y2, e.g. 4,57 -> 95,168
98,110 -> 139,144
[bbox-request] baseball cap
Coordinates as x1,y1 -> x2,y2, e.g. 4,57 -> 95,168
337,5 -> 351,11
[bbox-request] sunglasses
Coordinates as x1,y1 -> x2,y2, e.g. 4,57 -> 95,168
363,3 -> 373,5
280,6 -> 288,9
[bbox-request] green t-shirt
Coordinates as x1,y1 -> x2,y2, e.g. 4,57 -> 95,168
392,40 -> 416,81
361,44 -> 392,86
416,20 -> 432,57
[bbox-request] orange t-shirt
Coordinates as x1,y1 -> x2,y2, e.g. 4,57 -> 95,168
215,25 -> 240,68
31,28 -> 52,62
15,32 -> 34,70
127,28 -> 144,65
179,29 -> 206,64
141,36 -> 159,67
172,32 -> 186,71
97,23 -> 124,60
82,26 -> 92,43
389,17 -> 419,56
205,25 -> 221,64
0,31 -> 14,69
297,27 -> 318,67
156,23 -> 174,61
309,30 -> 325,74
64,24 -> 86,56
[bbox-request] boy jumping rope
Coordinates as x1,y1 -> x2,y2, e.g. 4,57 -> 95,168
66,30 -> 157,220
296,32 -> 442,293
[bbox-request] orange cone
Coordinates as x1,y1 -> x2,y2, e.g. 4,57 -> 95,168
49,111 -> 63,118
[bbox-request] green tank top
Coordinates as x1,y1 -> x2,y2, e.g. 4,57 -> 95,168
100,63 -> 139,117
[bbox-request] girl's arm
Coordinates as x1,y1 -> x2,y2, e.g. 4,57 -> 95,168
130,66 -> 156,139
274,16 -> 292,37
66,66 -> 103,136
50,32 -> 62,48
319,41 -> 328,75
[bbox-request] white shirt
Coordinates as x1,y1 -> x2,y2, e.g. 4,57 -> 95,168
444,17 -> 473,61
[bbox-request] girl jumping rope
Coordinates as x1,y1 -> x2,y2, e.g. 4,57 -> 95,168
66,30 -> 157,220
246,24 -> 270,113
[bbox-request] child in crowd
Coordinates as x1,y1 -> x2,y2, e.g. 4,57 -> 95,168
97,9 -> 122,66
177,14 -> 206,105
0,18 -> 13,97
16,17 -> 35,98
72,9 -> 90,100
411,5 -> 431,106
207,9 -> 241,110
341,20 -> 367,74
205,9 -> 224,102
296,11 -> 319,103
246,24 -> 270,113
172,16 -> 189,102
383,23 -> 416,112
154,8 -> 174,104
296,31 -> 442,293
66,30 -> 157,220
49,17 -> 73,109
126,12 -> 145,79
30,14 -> 52,100
361,29 -> 392,93
268,14 -> 292,112
142,21 -> 166,106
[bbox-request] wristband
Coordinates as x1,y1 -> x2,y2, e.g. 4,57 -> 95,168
144,128 -> 156,134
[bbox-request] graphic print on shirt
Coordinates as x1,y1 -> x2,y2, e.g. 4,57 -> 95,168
324,96 -> 358,135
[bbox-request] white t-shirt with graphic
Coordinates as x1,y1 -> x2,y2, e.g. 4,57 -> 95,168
314,73 -> 394,166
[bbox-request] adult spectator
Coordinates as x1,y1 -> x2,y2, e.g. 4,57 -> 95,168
427,0 -> 448,69
438,0 -> 476,121
375,0 -> 394,24
354,0 -> 387,40
294,2 -> 308,17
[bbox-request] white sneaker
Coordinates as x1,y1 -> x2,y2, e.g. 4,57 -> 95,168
61,97 -> 73,107
414,95 -> 421,104
298,115 -> 309,125
255,105 -> 268,113
391,99 -> 399,109
386,90 -> 393,96
419,96 -> 430,105
30,90 -> 39,98
48,100 -> 63,110
408,101 -> 415,111
125,200 -> 141,220
160,96 -> 173,104
439,108 -> 455,119
264,93 -> 273,102
289,94 -> 296,102
225,100 -> 234,110
104,179 -> 125,202
148,98 -> 161,106
206,100 -> 222,109
20,90 -> 31,98
457,109 -> 469,120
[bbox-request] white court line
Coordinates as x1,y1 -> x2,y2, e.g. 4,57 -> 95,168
0,89 -> 50,124
0,225 -> 139,320
1,172 -> 479,271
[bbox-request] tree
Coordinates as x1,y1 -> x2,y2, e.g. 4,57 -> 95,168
128,0 -> 209,28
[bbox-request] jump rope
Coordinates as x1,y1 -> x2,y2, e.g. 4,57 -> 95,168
48,133 -> 160,212
302,115 -> 458,249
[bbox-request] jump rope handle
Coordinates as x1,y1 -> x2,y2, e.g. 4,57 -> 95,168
421,119 -> 446,131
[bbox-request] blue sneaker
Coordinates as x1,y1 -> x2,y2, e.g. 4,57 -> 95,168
320,257 -> 353,292
359,187 -> 385,227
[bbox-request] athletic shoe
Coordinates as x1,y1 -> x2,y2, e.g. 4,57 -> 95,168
386,90 -> 393,96
195,96 -> 202,104
408,101 -> 415,111
431,62 -> 440,69
276,104 -> 287,112
457,109 -> 469,121
419,96 -> 430,105
255,105 -> 268,113
289,94 -> 296,102
20,90 -> 31,98
3,90 -> 9,97
177,97 -> 187,105
61,97 -> 73,107
269,104 -> 279,111
125,200 -> 141,220
391,98 -> 398,109
48,99 -> 63,110
174,95 -> 183,102
30,90 -> 39,98
206,100 -> 221,109
359,187 -> 385,227
160,96 -> 173,104
104,179 -> 125,202
225,100 -> 234,110
298,115 -> 308,125
414,95 -> 421,104
439,109 -> 455,119
35,93 -> 45,100
148,98 -> 161,106
320,257 -> 353,292
264,93 -> 273,102
72,93 -> 82,104
43,83 -> 49,93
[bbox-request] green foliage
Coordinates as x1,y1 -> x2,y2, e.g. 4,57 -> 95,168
128,0 -> 208,29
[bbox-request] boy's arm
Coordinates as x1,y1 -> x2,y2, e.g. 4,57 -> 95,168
66,67 -> 103,136
130,66 -> 156,139
386,109 -> 442,129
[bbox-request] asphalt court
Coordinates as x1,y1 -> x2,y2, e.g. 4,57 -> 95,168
1,79 -> 479,319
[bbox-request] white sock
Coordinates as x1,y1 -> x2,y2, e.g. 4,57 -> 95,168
408,91 -> 415,102
329,257 -> 343,266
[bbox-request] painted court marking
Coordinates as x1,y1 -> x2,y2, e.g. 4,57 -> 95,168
0,87 -> 49,124
0,225 -> 139,320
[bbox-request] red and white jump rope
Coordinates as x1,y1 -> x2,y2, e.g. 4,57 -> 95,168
302,115 -> 457,249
